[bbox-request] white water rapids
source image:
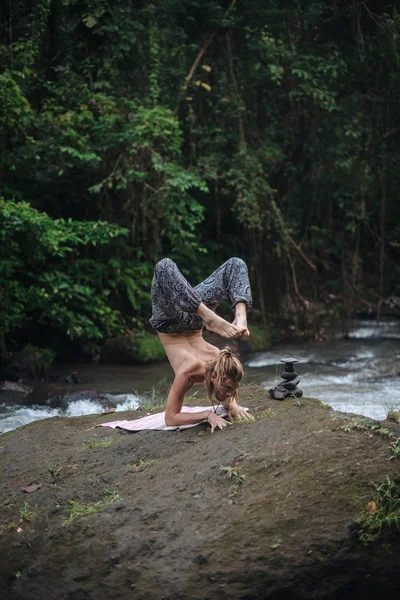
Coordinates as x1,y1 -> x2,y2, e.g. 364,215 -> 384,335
1,318 -> 399,433
246,319 -> 400,420
0,394 -> 140,434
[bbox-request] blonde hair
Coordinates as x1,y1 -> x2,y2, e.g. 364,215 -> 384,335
205,347 -> 244,403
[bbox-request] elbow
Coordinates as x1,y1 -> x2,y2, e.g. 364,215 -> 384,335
165,412 -> 177,427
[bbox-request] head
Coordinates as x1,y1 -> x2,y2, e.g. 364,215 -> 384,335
205,347 -> 244,404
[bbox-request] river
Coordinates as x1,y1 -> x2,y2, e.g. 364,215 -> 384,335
1,318 -> 399,434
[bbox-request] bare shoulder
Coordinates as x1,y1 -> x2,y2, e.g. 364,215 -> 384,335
176,356 -> 205,379
188,335 -> 220,363
203,341 -> 220,362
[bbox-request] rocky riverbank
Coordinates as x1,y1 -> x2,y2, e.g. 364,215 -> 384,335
1,385 -> 400,600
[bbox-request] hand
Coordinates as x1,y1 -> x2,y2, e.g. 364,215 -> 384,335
226,401 -> 255,423
207,411 -> 230,433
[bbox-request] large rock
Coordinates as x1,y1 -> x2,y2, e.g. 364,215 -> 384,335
1,386 -> 400,599
0,345 -> 52,381
0,381 -> 33,394
24,384 -> 113,411
0,381 -> 33,407
100,333 -> 165,365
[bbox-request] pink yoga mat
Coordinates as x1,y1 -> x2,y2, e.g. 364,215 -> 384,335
100,405 -> 247,432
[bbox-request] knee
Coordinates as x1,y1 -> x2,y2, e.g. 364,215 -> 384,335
154,258 -> 175,273
227,257 -> 247,269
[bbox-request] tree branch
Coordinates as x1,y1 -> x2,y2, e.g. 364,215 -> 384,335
272,201 -> 317,272
226,33 -> 246,151
286,250 -> 310,309
177,0 -> 237,106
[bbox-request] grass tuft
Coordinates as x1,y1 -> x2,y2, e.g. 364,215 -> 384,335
221,464 -> 246,504
135,378 -> 170,410
198,428 -> 211,436
354,475 -> 400,544
129,458 -> 157,472
19,502 -> 36,522
385,404 -> 400,424
83,438 -> 114,450
389,438 -> 400,461
256,408 -> 275,419
62,489 -> 121,525
220,465 -> 246,485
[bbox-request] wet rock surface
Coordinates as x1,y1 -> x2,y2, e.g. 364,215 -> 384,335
22,385 -> 115,411
1,385 -> 400,600
100,333 -> 165,365
0,346 -> 51,381
0,382 -> 33,394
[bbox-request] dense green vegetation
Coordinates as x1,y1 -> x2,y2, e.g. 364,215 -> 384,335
1,1 -> 399,359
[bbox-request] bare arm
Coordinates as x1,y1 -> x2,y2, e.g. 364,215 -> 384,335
165,373 -> 229,431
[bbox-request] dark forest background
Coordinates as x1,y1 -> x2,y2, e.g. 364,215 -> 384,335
1,0 -> 399,360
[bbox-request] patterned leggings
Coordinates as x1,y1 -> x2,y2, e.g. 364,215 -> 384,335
149,257 -> 252,334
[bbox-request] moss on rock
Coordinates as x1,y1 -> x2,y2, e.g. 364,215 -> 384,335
100,332 -> 165,365
0,344 -> 54,380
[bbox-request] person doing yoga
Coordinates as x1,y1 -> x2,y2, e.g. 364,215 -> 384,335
149,257 -> 255,432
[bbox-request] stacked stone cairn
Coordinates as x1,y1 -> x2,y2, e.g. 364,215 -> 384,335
269,358 -> 303,400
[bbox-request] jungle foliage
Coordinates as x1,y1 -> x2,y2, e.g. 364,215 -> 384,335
1,1 -> 399,357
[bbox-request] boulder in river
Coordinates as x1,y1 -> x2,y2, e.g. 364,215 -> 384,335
100,332 -> 165,365
1,385 -> 400,599
24,384 -> 114,411
0,381 -> 33,394
43,372 -> 81,384
0,345 -> 52,381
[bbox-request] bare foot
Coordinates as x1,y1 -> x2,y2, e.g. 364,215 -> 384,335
205,313 -> 244,338
197,304 -> 243,338
233,316 -> 250,337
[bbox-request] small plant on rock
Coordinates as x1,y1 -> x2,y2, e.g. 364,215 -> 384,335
19,502 -> 36,522
385,404 -> 400,424
62,489 -> 121,525
220,464 -> 246,504
135,378 -> 170,410
257,408 -> 275,419
389,437 -> 400,461
129,459 -> 157,472
48,466 -> 62,481
220,465 -> 246,485
83,438 -> 113,450
354,475 -> 400,543
198,428 -> 211,436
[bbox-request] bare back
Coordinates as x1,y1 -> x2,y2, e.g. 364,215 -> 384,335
158,330 -> 219,378
158,326 -> 253,430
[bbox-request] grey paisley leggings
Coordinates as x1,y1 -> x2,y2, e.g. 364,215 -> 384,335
149,257 -> 252,334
